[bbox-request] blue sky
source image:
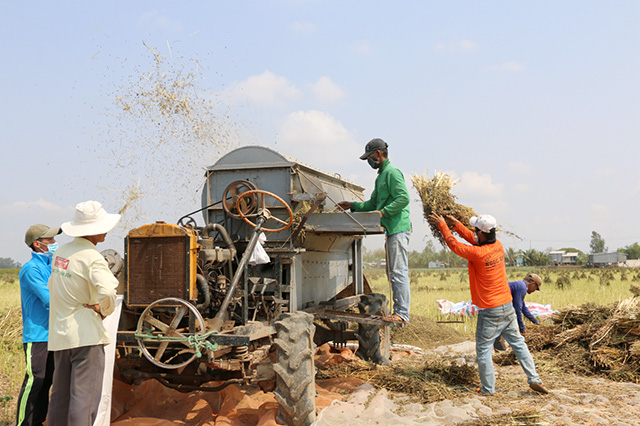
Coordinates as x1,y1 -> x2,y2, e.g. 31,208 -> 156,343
1,1 -> 639,264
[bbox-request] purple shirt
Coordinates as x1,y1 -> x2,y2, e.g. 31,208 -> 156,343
509,280 -> 540,332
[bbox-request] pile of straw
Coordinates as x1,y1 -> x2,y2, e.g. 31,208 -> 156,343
412,172 -> 476,246
317,356 -> 476,402
508,297 -> 640,383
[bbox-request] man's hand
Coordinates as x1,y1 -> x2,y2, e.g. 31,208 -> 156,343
444,215 -> 459,227
428,212 -> 445,226
337,201 -> 352,210
84,303 -> 105,320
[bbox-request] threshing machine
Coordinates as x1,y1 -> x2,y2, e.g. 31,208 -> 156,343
115,146 -> 393,425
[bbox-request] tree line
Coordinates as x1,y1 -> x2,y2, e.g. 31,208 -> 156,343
363,231 -> 640,269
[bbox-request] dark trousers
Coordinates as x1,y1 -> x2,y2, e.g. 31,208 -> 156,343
16,342 -> 54,426
47,345 -> 105,426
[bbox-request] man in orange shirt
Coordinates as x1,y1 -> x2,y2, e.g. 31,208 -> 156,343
428,212 -> 548,395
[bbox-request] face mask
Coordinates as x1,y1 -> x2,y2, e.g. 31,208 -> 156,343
47,242 -> 59,254
40,242 -> 58,258
367,157 -> 380,169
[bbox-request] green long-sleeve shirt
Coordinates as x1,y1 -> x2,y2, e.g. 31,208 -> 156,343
351,158 -> 411,235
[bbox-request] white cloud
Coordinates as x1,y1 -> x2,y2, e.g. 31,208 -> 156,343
435,39 -> 479,52
139,10 -> 183,33
0,199 -> 70,214
277,110 -> 360,166
514,183 -> 529,193
292,21 -> 316,34
225,70 -> 302,107
453,171 -> 509,215
596,168 -> 616,178
508,161 -> 534,175
551,215 -> 572,224
590,204 -> 613,222
486,61 -> 525,72
456,171 -> 504,200
459,39 -> 478,50
309,76 -> 346,102
350,41 -> 372,55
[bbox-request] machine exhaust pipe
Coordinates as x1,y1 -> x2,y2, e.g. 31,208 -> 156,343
201,223 -> 237,259
195,273 -> 210,311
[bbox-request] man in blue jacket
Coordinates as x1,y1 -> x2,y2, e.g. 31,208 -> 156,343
16,224 -> 61,426
510,273 -> 542,333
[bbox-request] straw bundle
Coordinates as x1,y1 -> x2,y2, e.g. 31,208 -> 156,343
525,297 -> 640,383
412,172 -> 476,246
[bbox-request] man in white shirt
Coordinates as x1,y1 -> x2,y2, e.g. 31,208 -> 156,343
47,201 -> 120,426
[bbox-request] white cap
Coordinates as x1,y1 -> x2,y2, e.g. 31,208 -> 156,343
61,201 -> 121,237
469,215 -> 497,233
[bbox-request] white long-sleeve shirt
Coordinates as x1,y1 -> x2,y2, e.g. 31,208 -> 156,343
48,237 -> 118,351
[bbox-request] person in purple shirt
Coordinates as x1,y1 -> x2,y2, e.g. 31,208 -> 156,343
494,273 -> 542,351
510,273 -> 542,333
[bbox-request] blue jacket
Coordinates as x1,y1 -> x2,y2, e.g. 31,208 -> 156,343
509,280 -> 540,332
19,252 -> 52,343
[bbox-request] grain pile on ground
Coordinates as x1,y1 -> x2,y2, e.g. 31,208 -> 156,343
411,172 -> 476,246
496,297 -> 640,383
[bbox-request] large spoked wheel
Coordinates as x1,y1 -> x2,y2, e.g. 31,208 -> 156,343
237,190 -> 294,233
136,298 -> 206,369
356,293 -> 391,365
273,311 -> 317,426
222,180 -> 259,218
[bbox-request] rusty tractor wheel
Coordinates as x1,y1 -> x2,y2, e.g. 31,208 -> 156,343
273,311 -> 316,426
356,293 -> 391,365
135,298 -> 206,369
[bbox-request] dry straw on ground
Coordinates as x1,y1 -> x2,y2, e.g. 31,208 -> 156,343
317,356 -> 477,403
496,296 -> 640,383
412,171 -> 476,246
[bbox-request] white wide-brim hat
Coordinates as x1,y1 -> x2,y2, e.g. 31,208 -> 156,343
61,200 -> 121,237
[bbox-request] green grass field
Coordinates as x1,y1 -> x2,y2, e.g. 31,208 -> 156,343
0,266 -> 638,424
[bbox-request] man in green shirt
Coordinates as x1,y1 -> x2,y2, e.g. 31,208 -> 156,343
339,138 -> 412,322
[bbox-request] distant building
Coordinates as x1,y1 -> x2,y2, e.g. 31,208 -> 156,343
549,251 -> 564,265
563,252 -> 579,264
549,250 -> 579,265
589,252 -> 627,267
428,260 -> 446,269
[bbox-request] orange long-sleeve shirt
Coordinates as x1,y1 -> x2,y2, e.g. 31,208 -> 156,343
438,221 -> 511,309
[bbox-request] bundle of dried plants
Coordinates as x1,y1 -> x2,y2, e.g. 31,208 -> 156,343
411,171 -> 476,246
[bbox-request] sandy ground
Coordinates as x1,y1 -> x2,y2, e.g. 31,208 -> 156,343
110,341 -> 640,425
